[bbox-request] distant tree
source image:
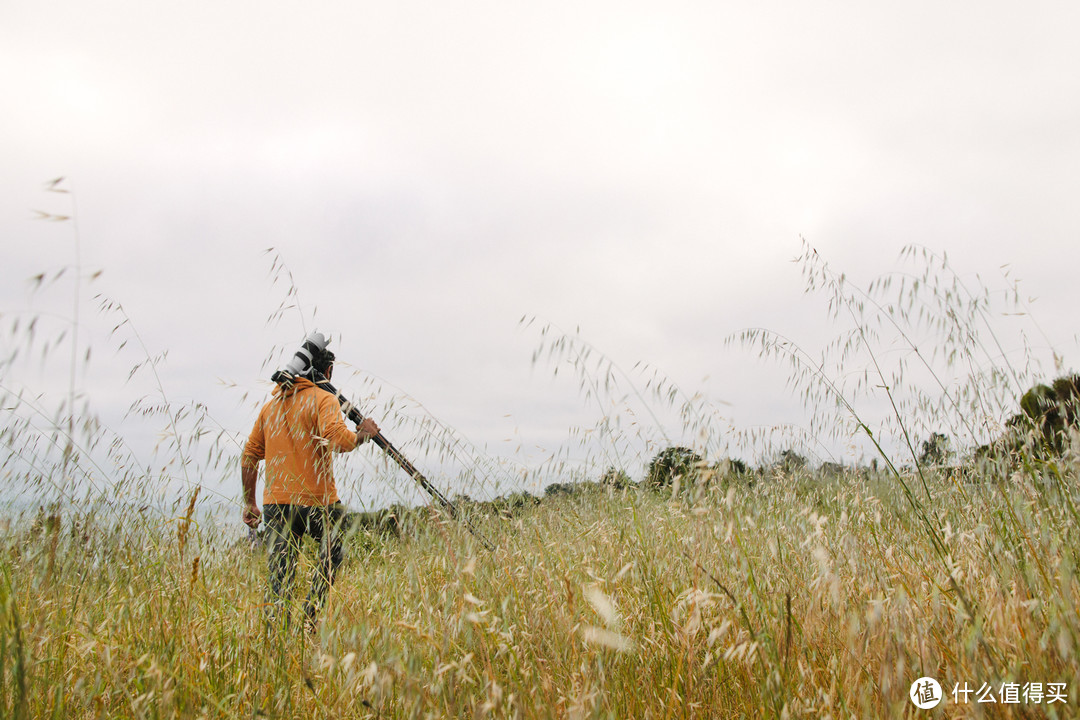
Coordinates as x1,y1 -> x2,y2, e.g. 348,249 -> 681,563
820,461 -> 846,476
544,482 -> 576,498
646,446 -> 704,489
1052,375 -> 1080,421
489,491 -> 541,518
968,440 -> 1013,479
1018,374 -> 1080,454
777,449 -> 808,474
1021,383 -> 1057,429
709,457 -> 755,488
600,467 -> 631,489
918,432 -> 953,467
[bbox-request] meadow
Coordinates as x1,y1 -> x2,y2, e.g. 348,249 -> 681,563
2,458 -> 1077,718
2,190 -> 1077,717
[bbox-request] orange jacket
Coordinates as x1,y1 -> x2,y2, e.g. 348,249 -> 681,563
241,377 -> 358,506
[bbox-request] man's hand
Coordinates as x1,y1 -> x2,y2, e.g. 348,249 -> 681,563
243,501 -> 262,529
356,417 -> 380,445
242,463 -> 260,528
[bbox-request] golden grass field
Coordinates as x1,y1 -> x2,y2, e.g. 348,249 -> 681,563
3,199 -> 1075,717
2,460 -> 1076,719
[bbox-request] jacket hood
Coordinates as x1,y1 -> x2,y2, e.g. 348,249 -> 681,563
273,375 -> 317,398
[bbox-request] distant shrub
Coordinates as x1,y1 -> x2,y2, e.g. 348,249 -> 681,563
727,457 -> 750,475
645,446 -> 704,490
776,449 -> 808,474
346,507 -> 402,540
485,491 -> 541,519
600,467 -> 631,489
544,482 -> 577,498
707,457 -> 756,489
1017,374 -> 1080,455
819,461 -> 847,477
918,432 -> 953,467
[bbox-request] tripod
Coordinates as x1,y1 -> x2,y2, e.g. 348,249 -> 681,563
312,372 -> 496,552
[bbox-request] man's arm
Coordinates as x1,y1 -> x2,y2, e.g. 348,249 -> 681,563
242,462 -> 261,528
241,411 -> 265,529
318,392 -> 380,451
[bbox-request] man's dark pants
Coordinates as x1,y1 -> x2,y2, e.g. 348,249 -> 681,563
263,503 -> 346,628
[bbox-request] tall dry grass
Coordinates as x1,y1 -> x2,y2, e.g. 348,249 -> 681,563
1,465 -> 1077,717
1,186 -> 1076,717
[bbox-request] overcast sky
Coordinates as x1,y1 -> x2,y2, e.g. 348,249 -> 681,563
2,0 -> 1078,511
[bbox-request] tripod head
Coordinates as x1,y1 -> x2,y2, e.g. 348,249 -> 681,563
271,331 -> 333,389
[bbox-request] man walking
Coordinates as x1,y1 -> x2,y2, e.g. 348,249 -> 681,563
241,338 -> 379,631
